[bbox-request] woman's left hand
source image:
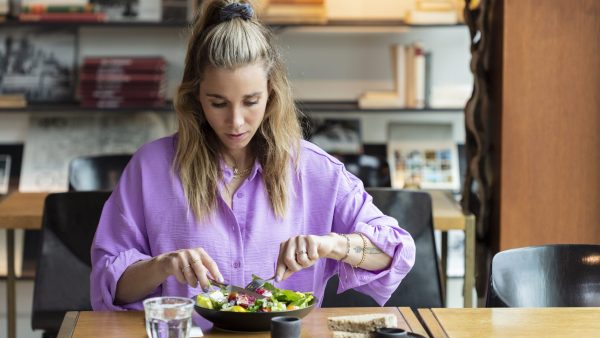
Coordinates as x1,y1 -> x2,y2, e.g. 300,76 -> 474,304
275,233 -> 339,281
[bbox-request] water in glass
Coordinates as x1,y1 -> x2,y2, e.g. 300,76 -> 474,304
144,297 -> 194,338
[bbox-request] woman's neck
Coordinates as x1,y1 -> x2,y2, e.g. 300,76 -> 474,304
222,149 -> 254,170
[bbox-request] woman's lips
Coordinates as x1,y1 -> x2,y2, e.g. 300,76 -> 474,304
226,132 -> 247,141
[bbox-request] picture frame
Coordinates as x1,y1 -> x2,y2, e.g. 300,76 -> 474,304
387,140 -> 460,191
0,154 -> 11,194
308,117 -> 362,155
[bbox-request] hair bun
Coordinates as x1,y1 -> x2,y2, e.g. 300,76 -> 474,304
219,2 -> 254,22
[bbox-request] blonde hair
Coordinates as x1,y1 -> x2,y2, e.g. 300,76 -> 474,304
174,0 -> 302,220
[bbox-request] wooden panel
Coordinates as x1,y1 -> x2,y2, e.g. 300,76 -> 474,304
0,192 -> 47,230
430,308 -> 600,337
500,0 -> 600,250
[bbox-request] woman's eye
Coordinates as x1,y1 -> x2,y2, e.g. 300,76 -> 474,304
211,102 -> 227,108
245,101 -> 259,106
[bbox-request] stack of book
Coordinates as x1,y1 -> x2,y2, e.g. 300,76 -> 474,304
261,0 -> 327,25
19,0 -> 106,22
359,43 -> 429,110
78,56 -> 167,109
405,0 -> 458,25
0,0 -> 8,21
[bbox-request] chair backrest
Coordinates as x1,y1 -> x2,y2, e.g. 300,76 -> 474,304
321,188 -> 443,309
486,244 -> 600,307
341,154 -> 391,188
68,154 -> 131,191
32,191 -> 111,334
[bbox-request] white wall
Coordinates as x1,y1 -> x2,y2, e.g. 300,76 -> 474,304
0,0 -> 472,144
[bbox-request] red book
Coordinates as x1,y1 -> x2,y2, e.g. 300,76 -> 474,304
19,12 -> 107,22
79,88 -> 166,100
78,82 -> 166,92
81,64 -> 166,75
83,57 -> 166,67
80,99 -> 167,109
79,73 -> 165,84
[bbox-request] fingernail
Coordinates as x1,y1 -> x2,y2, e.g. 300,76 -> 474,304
202,286 -> 209,292
275,275 -> 281,282
218,275 -> 224,283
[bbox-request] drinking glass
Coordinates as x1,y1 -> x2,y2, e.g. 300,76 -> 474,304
144,296 -> 194,338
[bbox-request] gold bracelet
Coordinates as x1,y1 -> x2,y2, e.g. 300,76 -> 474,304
353,232 -> 367,269
339,233 -> 351,262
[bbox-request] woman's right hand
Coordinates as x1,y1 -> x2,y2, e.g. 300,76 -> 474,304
155,247 -> 223,290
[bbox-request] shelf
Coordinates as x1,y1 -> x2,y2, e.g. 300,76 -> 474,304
1,18 -> 465,29
0,101 -> 464,114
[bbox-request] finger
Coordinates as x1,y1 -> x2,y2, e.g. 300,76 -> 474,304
198,248 -> 223,283
275,241 -> 288,282
295,236 -> 312,268
181,264 -> 198,288
306,235 -> 320,261
178,251 -> 198,288
282,238 -> 302,279
167,255 -> 188,285
187,251 -> 209,290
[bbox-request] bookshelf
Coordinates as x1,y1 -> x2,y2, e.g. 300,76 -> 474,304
0,100 -> 464,114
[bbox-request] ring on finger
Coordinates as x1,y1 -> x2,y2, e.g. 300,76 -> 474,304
190,257 -> 202,265
181,264 -> 193,272
295,250 -> 308,256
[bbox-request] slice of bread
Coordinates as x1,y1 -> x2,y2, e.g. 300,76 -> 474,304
331,331 -> 373,338
327,313 -> 398,333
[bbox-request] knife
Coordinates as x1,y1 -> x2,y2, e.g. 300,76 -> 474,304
208,277 -> 266,299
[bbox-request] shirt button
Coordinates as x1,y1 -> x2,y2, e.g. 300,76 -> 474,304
237,192 -> 244,198
233,262 -> 241,268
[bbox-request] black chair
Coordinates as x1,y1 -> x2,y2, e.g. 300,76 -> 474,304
68,154 -> 131,191
32,191 -> 111,338
486,244 -> 600,307
342,154 -> 391,188
321,188 -> 444,309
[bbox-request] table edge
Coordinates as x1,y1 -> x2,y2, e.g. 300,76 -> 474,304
57,311 -> 79,338
398,307 -> 430,338
417,309 -> 448,338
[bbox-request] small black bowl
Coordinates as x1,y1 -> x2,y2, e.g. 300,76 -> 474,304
194,298 -> 316,332
375,327 -> 427,338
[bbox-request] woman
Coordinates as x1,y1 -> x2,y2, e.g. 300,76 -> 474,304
90,0 -> 415,326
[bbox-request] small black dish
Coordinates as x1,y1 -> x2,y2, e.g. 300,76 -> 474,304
375,327 -> 427,338
271,316 -> 301,338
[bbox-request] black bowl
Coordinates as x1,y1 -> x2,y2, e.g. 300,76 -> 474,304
194,298 -> 317,332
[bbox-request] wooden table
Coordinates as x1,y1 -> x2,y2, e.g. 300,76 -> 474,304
429,191 -> 476,308
57,307 -> 428,338
0,191 -> 474,338
418,307 -> 600,337
0,192 -> 48,338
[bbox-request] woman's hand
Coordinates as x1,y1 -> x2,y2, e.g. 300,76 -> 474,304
275,233 -> 343,281
155,248 -> 223,290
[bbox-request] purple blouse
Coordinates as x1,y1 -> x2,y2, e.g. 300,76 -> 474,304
90,135 -> 415,327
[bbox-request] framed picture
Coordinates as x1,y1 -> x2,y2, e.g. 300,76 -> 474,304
308,117 -> 362,155
0,154 -> 10,194
387,141 -> 460,191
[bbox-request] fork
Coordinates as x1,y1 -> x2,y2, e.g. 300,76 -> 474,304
245,274 -> 277,292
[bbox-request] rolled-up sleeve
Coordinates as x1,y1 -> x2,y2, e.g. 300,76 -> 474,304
90,157 -> 160,311
332,168 -> 416,306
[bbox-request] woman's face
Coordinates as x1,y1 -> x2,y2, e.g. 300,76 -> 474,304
199,63 -> 268,156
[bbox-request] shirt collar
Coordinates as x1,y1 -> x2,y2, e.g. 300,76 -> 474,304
219,157 -> 262,183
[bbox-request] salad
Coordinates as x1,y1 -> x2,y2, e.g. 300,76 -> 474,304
196,276 -> 314,313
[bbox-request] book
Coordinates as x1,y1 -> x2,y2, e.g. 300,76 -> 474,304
79,88 -> 166,100
262,3 -> 327,24
82,56 -> 166,67
21,4 -> 94,13
414,44 -> 426,109
391,44 -> 406,107
405,9 -> 458,25
416,0 -> 456,11
358,91 -> 405,109
19,12 -> 106,22
79,73 -> 165,83
0,94 -> 27,108
404,44 -> 416,108
21,0 -> 88,5
80,98 -> 166,109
